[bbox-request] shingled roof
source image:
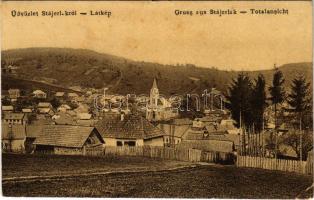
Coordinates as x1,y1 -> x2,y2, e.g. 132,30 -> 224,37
34,125 -> 103,148
96,114 -> 165,140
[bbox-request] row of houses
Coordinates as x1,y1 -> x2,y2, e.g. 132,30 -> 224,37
2,112 -> 242,155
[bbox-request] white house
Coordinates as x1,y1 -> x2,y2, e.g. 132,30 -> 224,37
2,105 -> 14,113
57,104 -> 72,112
96,114 -> 166,147
33,90 -> 47,99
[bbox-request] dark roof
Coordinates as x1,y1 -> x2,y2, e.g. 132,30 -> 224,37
34,125 -> 103,148
171,118 -> 192,125
185,127 -> 240,146
2,124 -> 26,139
96,114 -> 165,139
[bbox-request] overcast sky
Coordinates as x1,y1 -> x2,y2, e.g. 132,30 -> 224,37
2,1 -> 312,71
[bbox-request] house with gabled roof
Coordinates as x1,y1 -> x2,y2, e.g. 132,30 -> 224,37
33,125 -> 104,155
157,121 -> 191,147
8,89 -> 20,101
96,114 -> 166,147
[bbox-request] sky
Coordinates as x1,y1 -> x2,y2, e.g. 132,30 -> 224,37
1,1 -> 312,71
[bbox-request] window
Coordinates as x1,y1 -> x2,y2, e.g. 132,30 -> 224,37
125,141 -> 136,146
117,141 -> 123,146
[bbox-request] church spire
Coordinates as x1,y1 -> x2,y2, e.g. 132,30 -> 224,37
152,78 -> 158,89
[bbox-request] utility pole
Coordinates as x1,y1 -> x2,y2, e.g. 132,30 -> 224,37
274,104 -> 277,160
262,113 -> 265,157
299,115 -> 303,161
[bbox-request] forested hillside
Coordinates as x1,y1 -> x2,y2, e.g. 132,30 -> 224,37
2,48 -> 312,96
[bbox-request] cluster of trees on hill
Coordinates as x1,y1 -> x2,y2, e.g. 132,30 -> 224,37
226,67 -> 312,160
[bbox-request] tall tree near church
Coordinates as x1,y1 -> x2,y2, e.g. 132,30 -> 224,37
251,74 -> 267,132
226,73 -> 253,129
268,66 -> 285,156
269,67 -> 285,127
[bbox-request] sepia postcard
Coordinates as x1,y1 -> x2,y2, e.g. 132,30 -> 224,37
1,1 -> 313,198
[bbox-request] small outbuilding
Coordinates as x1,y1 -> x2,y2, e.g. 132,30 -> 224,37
33,125 -> 104,155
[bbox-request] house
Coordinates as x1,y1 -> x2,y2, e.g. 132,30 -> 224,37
8,89 -> 20,101
157,120 -> 192,146
2,124 -> 27,152
33,90 -> 47,99
76,113 -> 96,126
183,123 -> 242,151
38,102 -> 52,108
2,105 -> 14,113
2,113 -> 27,125
37,102 -> 53,114
57,104 -> 71,112
55,92 -> 65,98
193,115 -> 220,127
33,125 -> 104,155
96,114 -> 166,147
22,108 -> 33,113
68,93 -> 79,98
52,113 -> 76,125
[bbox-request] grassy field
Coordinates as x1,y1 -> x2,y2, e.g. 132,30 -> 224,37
2,153 -> 190,178
2,153 -> 313,198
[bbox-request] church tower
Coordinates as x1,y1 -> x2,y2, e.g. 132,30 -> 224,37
149,78 -> 159,108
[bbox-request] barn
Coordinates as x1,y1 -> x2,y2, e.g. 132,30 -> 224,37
33,125 -> 104,155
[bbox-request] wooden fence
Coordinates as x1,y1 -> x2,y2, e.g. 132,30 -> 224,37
237,155 -> 313,175
201,151 -> 235,164
85,146 -> 202,163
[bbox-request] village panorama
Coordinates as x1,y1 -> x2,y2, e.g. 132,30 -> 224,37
1,48 -> 313,198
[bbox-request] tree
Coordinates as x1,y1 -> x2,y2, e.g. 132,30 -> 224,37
268,67 -> 285,155
50,98 -> 61,110
283,129 -> 313,160
288,75 -> 311,118
251,74 -> 267,132
287,75 -> 312,160
269,67 -> 285,128
226,73 -> 253,129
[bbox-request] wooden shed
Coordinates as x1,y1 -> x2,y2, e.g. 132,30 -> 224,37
33,125 -> 104,155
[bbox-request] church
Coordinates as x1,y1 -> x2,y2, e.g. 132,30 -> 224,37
146,78 -> 178,122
